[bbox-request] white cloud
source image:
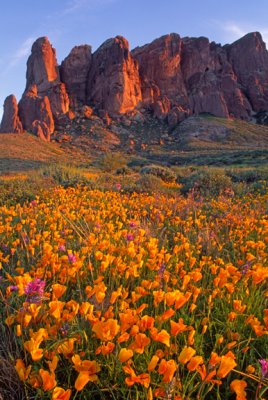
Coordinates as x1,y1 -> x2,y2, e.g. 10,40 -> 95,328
216,20 -> 268,46
63,0 -> 116,15
9,37 -> 34,67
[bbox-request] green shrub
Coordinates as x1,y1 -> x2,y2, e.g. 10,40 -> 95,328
227,168 -> 268,183
140,164 -> 177,182
135,174 -> 165,193
180,168 -> 233,197
40,164 -> 89,188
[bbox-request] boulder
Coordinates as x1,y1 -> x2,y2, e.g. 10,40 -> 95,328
0,95 -> 23,133
32,120 -> 51,141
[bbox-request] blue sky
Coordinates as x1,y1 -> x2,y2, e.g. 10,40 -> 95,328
1,0 -> 268,118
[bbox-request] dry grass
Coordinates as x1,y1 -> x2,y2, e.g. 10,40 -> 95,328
0,132 -> 87,174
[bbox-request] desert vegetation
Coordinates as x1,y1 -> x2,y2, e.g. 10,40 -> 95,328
0,163 -> 267,399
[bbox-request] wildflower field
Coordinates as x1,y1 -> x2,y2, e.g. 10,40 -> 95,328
0,185 -> 267,399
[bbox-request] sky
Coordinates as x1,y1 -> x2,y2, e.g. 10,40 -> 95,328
1,0 -> 268,118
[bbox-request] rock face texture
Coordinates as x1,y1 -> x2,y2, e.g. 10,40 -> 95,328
61,45 -> 92,107
2,31 -> 268,141
18,84 -> 54,141
227,32 -> 268,111
87,36 -> 142,115
0,95 -> 23,133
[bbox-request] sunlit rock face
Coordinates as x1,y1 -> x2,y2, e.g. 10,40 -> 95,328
132,34 -> 188,105
61,45 -> 92,108
0,95 -> 23,133
19,84 -> 54,141
26,36 -> 60,93
24,37 -> 69,118
87,36 -> 142,115
3,31 -> 268,141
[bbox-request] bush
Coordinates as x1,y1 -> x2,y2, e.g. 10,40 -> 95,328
99,152 -> 127,172
40,164 -> 89,188
135,174 -> 165,193
180,168 -> 233,197
227,168 -> 268,183
140,164 -> 177,183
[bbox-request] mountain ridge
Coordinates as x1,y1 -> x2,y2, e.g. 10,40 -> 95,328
1,31 -> 268,142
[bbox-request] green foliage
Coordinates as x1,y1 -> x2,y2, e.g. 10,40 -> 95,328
40,164 -> 89,188
0,176 -> 47,206
140,164 -> 177,182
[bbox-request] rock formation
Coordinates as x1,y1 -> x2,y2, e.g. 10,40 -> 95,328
18,84 -> 54,141
0,95 -> 23,133
87,36 -> 142,115
61,45 -> 92,107
2,31 -> 268,141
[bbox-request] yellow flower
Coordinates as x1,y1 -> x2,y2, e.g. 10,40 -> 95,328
118,348 -> 133,363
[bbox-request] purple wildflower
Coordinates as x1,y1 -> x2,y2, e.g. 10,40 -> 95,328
259,359 -> 268,379
60,323 -> 69,336
68,253 -> 76,263
31,200 -> 37,207
115,183 -> 121,191
158,263 -> 166,279
58,244 -> 66,252
129,221 -> 136,228
24,278 -> 45,296
126,233 -> 134,242
10,285 -> 18,292
1,244 -> 9,253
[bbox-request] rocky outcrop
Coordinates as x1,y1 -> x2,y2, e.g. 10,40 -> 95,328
0,95 -> 23,133
226,32 -> 268,111
3,31 -> 268,142
61,45 -> 92,107
18,84 -> 54,141
26,37 -> 60,94
132,34 -> 188,106
87,36 -> 142,115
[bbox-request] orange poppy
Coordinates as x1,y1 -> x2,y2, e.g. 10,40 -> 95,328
178,347 -> 196,364
15,359 -> 31,381
39,369 -> 57,391
148,355 -> 159,371
158,359 -> 177,383
150,328 -> 170,347
230,379 -> 247,400
118,348 -> 134,363
129,333 -> 151,354
92,319 -> 120,341
52,387 -> 72,400
217,352 -> 237,378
